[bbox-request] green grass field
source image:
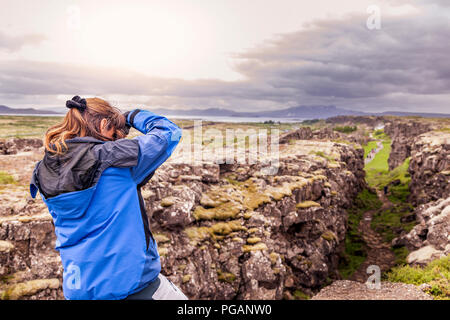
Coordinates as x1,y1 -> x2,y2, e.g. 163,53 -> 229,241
387,255 -> 450,299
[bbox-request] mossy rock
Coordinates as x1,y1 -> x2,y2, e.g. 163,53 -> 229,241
246,237 -> 262,244
0,171 -> 16,185
182,275 -> 192,283
1,279 -> 59,300
321,231 -> 337,242
154,233 -> 170,244
296,201 -> 321,209
242,242 -> 268,253
210,220 -> 246,235
247,227 -> 259,234
217,270 -> 236,283
160,196 -> 177,207
243,212 -> 253,219
184,226 -> 211,244
193,202 -> 243,220
269,252 -> 280,265
293,290 -> 310,300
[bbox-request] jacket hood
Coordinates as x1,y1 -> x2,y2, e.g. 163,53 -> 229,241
30,137 -> 105,201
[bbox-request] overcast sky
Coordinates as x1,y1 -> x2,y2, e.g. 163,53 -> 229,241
0,0 -> 449,113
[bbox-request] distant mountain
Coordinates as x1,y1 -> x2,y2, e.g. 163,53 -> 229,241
1,104 -> 448,119
0,105 -> 62,115
153,105 -> 367,119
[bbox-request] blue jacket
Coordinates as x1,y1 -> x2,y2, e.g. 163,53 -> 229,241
29,109 -> 182,300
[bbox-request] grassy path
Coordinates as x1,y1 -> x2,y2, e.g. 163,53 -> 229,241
349,190 -> 395,282
342,129 -> 413,282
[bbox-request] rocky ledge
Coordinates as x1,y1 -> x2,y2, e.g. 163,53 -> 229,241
142,140 -> 366,299
391,130 -> 450,266
384,120 -> 432,171
408,131 -> 450,206
393,196 -> 450,265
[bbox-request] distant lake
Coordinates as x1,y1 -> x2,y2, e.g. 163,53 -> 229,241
170,114 -> 306,123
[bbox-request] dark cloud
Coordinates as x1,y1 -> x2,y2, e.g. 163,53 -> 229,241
0,31 -> 46,52
232,13 -> 450,101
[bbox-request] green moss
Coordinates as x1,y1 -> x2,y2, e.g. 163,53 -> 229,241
321,231 -> 337,242
184,220 -> 246,245
154,233 -> 171,244
269,252 -> 279,265
160,196 -> 176,207
371,203 -> 416,243
310,150 -> 336,162
293,290 -> 310,300
182,275 -> 192,283
1,279 -> 60,300
246,237 -> 262,244
387,255 -> 450,300
247,227 -> 259,234
243,211 -> 253,219
242,242 -> 268,253
392,247 -> 410,266
193,202 -> 242,220
210,220 -> 247,235
217,270 -> 236,283
338,189 -> 381,279
195,176 -> 314,221
296,200 -> 321,209
353,189 -> 382,211
0,171 -> 16,185
184,226 -> 211,244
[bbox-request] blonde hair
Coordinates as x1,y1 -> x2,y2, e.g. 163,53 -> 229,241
44,97 -> 127,154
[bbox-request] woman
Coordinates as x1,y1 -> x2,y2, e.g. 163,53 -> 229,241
29,96 -> 187,300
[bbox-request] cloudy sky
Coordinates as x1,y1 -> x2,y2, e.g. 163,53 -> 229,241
0,0 -> 449,113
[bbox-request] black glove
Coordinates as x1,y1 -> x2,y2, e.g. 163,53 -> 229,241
122,111 -> 131,136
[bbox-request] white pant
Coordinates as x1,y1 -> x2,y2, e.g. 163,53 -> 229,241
126,274 -> 188,300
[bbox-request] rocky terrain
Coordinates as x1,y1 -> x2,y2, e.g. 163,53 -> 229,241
311,280 -> 432,300
147,140 -> 365,299
0,138 -> 42,155
387,130 -> 449,267
384,120 -> 432,170
408,131 -> 450,205
0,115 -> 449,300
0,132 -> 366,299
393,197 -> 450,266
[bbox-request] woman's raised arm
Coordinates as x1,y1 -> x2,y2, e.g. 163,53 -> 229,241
126,109 -> 182,185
